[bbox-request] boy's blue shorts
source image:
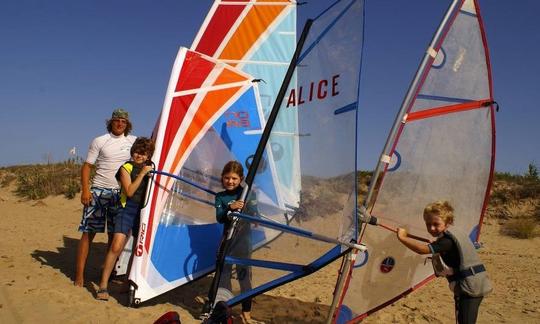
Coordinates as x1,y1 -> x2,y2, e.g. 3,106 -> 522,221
78,187 -> 120,233
114,200 -> 141,235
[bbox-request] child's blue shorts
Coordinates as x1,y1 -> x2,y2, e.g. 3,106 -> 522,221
114,199 -> 141,235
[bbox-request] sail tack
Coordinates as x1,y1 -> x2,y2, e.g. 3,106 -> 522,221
333,0 -> 495,322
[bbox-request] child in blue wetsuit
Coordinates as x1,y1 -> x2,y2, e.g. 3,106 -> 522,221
396,200 -> 492,324
214,160 -> 259,323
96,137 -> 155,301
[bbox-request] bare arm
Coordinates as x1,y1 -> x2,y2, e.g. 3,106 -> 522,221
397,228 -> 431,255
80,162 -> 93,206
119,165 -> 153,198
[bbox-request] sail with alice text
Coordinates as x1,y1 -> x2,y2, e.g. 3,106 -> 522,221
208,0 -> 366,312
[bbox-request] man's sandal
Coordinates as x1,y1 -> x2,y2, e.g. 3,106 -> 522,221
96,288 -> 109,301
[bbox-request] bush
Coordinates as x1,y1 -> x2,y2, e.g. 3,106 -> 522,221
501,218 -> 538,239
0,171 -> 17,187
526,162 -> 539,180
2,158 -> 82,200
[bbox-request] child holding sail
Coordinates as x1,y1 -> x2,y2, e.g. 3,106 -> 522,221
208,160 -> 259,323
396,200 -> 492,324
96,137 -> 154,300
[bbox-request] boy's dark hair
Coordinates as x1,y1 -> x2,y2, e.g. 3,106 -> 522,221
106,118 -> 133,135
131,137 -> 155,157
221,160 -> 244,178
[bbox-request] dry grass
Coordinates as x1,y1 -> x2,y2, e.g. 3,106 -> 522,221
486,170 -> 540,238
501,217 -> 538,239
0,157 -> 83,200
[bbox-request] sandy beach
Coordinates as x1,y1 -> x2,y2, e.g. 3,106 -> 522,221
1,184 -> 539,323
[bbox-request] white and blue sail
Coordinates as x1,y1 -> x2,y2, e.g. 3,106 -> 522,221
209,0 -> 365,311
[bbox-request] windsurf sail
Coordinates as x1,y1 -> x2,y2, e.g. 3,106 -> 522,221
331,0 -> 495,322
208,0 -> 365,312
192,0 -> 300,206
126,0 -> 296,305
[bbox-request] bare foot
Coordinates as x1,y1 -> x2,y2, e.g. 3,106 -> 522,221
242,312 -> 264,324
74,280 -> 84,287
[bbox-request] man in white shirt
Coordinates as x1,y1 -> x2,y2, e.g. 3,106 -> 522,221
74,108 -> 136,287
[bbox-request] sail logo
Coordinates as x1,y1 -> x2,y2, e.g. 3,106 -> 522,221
136,223 -> 147,257
225,111 -> 251,128
286,74 -> 340,107
380,257 -> 395,273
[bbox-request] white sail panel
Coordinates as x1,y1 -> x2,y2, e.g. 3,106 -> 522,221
334,0 -> 495,322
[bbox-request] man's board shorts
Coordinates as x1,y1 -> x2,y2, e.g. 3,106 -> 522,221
78,187 -> 121,233
114,199 -> 141,235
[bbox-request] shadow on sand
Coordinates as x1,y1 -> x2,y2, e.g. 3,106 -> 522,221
30,236 -> 213,316
30,236 -> 327,322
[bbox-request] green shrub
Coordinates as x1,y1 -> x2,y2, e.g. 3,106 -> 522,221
526,162 -> 539,180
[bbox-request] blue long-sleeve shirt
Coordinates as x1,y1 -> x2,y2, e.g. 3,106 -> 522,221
215,186 -> 258,224
215,187 -> 243,224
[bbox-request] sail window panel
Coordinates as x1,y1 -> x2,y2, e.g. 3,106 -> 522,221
217,228 -> 344,305
346,108 -> 493,320
411,10 -> 488,113
375,108 -> 492,232
340,224 -> 434,319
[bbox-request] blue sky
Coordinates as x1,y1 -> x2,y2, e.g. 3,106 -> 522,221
1,0 -> 538,173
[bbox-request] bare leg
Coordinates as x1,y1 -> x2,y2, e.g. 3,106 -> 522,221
74,232 -> 96,287
98,233 -> 127,290
242,311 -> 255,324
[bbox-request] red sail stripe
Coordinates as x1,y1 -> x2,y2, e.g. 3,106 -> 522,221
194,4 -> 247,57
406,99 -> 492,122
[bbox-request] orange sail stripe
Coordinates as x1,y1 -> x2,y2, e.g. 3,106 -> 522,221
213,67 -> 249,86
406,99 -> 492,122
219,5 -> 284,61
167,86 -> 243,179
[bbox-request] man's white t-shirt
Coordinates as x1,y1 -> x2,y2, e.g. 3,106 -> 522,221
86,133 -> 137,189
